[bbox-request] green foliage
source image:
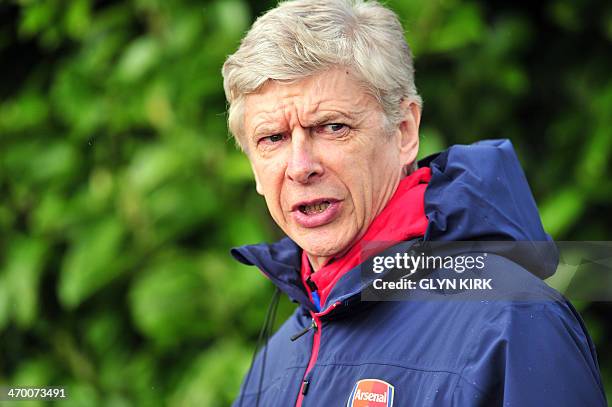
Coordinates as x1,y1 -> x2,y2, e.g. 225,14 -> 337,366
0,0 -> 610,405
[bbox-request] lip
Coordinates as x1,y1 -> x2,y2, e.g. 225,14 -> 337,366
290,198 -> 339,212
290,198 -> 342,228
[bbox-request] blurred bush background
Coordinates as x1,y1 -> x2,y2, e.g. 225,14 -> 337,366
0,0 -> 610,405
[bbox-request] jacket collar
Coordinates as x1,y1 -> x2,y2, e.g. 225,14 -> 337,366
231,139 -> 559,314
232,236 -> 424,315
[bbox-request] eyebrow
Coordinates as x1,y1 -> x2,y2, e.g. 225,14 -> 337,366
251,111 -> 356,139
303,111 -> 356,127
252,124 -> 284,139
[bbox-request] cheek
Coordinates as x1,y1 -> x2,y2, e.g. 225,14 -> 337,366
254,162 -> 286,208
348,141 -> 400,207
368,137 -> 401,176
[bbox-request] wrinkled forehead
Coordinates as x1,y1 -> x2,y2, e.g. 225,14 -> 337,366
243,69 -> 382,135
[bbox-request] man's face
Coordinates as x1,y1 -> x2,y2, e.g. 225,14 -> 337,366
243,68 -> 419,269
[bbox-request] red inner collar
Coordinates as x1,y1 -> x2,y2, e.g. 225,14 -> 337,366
300,167 -> 432,308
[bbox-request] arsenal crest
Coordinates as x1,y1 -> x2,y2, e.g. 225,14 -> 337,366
346,379 -> 394,407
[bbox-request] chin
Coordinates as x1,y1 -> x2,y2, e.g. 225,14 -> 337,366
295,232 -> 350,259
303,243 -> 341,258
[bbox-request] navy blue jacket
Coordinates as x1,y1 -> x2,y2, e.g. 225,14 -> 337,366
231,139 -> 607,406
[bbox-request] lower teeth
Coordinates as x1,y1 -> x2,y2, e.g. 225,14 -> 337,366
301,202 -> 330,214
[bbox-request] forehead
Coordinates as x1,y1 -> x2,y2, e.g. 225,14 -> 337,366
243,68 -> 380,134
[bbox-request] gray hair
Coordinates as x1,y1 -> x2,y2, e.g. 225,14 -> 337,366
222,0 -> 422,148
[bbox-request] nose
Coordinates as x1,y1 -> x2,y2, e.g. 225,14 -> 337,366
286,129 -> 324,184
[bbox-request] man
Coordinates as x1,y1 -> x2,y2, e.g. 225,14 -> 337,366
222,0 -> 607,406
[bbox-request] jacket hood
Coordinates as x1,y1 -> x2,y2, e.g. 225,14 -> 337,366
231,139 -> 558,308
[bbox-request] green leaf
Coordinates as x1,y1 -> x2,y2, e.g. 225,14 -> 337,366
168,340 -> 251,407
212,0 -> 251,39
129,252 -> 210,346
116,37 -> 161,82
0,274 -> 10,331
19,2 -> 56,37
58,217 -> 126,308
428,4 -> 485,54
540,187 -> 585,238
65,0 -> 92,39
221,152 -> 254,183
126,143 -> 185,193
418,127 -> 446,160
0,90 -> 49,132
3,236 -> 48,328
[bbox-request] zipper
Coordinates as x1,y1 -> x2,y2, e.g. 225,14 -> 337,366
290,318 -> 317,341
293,302 -> 340,407
294,313 -> 321,407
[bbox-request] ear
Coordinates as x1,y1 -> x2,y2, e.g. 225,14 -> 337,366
396,99 -> 421,166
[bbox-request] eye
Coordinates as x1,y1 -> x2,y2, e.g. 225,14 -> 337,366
258,133 -> 286,146
268,134 -> 284,142
316,123 -> 348,134
329,123 -> 345,132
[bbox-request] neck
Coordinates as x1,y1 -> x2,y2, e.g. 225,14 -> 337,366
306,254 -> 325,272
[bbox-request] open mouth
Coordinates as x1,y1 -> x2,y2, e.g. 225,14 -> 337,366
291,198 -> 340,228
299,200 -> 331,215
